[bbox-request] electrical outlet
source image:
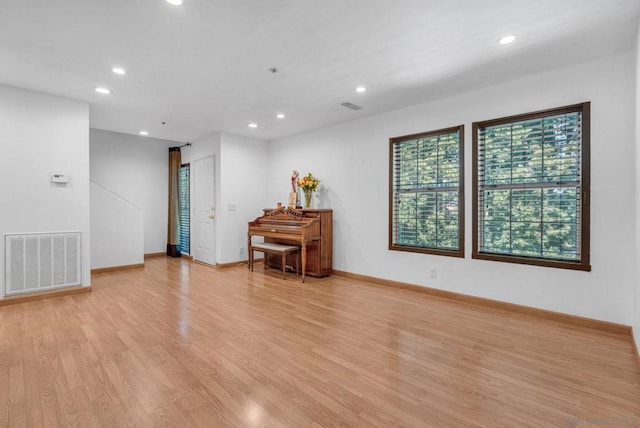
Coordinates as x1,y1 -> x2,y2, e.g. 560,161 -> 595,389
430,268 -> 437,278
239,247 -> 244,255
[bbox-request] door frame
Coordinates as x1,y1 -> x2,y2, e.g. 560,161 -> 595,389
191,155 -> 216,265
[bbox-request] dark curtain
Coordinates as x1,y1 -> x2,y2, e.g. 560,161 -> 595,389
167,147 -> 182,257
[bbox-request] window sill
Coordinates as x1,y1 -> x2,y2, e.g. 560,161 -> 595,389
390,245 -> 464,258
472,252 -> 591,271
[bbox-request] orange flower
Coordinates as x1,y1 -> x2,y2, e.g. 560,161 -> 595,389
297,172 -> 320,192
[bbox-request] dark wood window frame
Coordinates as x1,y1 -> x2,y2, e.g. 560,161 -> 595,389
389,125 -> 465,258
472,102 -> 591,271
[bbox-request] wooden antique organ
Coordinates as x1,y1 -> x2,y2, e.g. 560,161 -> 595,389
247,207 -> 332,280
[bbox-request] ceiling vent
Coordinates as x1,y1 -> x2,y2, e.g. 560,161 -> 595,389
340,102 -> 363,111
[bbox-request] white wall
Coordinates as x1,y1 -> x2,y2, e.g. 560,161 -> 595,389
90,181 -> 143,269
181,133 -> 269,265
268,50 -> 636,325
182,133 -> 221,263
633,20 -> 640,347
90,129 -> 178,256
218,133 -> 270,264
0,85 -> 90,295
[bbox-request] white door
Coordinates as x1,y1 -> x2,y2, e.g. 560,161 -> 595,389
193,156 -> 215,265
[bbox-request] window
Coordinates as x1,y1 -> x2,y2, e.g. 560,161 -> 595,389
472,103 -> 590,270
178,163 -> 190,255
389,126 -> 464,257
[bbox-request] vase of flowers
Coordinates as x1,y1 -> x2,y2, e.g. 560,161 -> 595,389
297,172 -> 320,208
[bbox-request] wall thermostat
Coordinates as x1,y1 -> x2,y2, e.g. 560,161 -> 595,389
50,172 -> 70,183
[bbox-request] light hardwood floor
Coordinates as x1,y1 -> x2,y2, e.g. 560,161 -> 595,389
1,257 -> 639,427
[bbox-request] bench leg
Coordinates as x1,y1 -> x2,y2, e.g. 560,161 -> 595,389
281,252 -> 286,279
301,244 -> 307,283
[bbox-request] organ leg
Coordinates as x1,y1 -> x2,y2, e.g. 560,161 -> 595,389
248,235 -> 253,271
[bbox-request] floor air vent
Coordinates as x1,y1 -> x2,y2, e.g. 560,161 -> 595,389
4,232 -> 82,296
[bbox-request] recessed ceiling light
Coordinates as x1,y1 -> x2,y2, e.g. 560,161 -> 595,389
112,67 -> 126,75
498,34 -> 517,45
94,87 -> 111,95
355,86 -> 366,93
248,123 -> 258,128
166,0 -> 183,5
276,113 -> 285,119
139,131 -> 149,136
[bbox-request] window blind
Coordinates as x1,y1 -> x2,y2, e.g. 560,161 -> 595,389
474,103 -> 590,269
390,126 -> 464,256
178,164 -> 190,255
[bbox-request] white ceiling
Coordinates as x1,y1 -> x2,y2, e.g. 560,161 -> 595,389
1,0 -> 638,143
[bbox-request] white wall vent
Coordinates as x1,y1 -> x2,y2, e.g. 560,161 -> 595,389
4,232 -> 82,296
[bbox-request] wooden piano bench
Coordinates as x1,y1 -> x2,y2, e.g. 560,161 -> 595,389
249,243 -> 300,280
